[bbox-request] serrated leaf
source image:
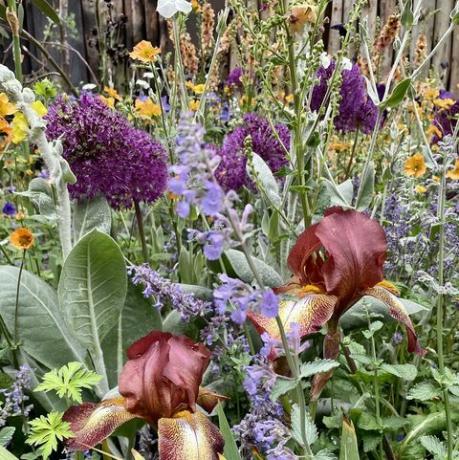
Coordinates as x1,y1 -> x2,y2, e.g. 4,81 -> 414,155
0,427 -> 15,447
419,435 -> 447,459
270,376 -> 298,401
291,404 -> 318,447
314,450 -> 337,460
35,362 -> 101,403
300,360 -> 340,379
407,382 -> 441,401
380,364 -> 418,381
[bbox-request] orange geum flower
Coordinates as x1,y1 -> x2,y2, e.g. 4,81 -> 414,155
404,153 -> 427,178
130,40 -> 161,63
10,227 -> 34,250
446,159 -> 459,180
0,93 -> 17,117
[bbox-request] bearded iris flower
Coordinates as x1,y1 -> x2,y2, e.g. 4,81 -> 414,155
63,332 -> 225,459
248,208 -> 425,397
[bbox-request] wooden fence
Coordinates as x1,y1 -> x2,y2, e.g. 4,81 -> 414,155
5,0 -> 459,92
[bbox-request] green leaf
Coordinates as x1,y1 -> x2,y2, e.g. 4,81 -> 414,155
407,382 -> 441,401
323,178 -> 353,208
355,161 -> 374,211
16,178 -> 56,220
0,427 -> 15,447
0,266 -> 84,370
26,412 -> 72,459
72,196 -> 111,243
0,446 -> 19,460
291,404 -> 317,447
419,435 -> 447,459
223,249 -> 282,288
300,360 -> 340,379
401,0 -> 414,26
271,376 -> 298,401
102,282 -> 162,387
35,362 -> 101,403
247,152 -> 282,207
380,79 -> 412,109
380,363 -> 417,381
217,402 -> 242,460
339,418 -> 360,460
31,0 -> 60,24
58,230 -> 127,393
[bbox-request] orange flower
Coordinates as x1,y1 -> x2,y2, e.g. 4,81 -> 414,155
446,159 -> 459,180
10,227 -> 34,250
0,93 -> 17,117
289,4 -> 317,33
104,86 -> 121,101
130,41 -> 161,63
404,153 -> 426,178
0,117 -> 12,152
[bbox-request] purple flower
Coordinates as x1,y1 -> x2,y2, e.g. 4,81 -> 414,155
311,61 -> 378,134
260,290 -> 279,317
215,113 -> 290,191
45,93 -> 168,208
201,181 -> 224,216
226,67 -> 243,87
203,231 -> 225,260
432,90 -> 459,143
2,202 -> 16,216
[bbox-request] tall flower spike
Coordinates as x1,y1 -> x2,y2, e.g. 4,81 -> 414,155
248,208 -> 425,398
64,332 -> 224,459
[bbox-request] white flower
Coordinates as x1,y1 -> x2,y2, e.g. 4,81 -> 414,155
157,0 -> 192,18
341,57 -> 353,71
319,52 -> 331,69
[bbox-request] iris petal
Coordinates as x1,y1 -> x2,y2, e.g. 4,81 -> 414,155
63,396 -> 136,451
158,410 -> 224,460
248,294 -> 338,341
363,285 -> 426,356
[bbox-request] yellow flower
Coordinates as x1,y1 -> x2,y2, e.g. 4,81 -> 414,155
289,4 -> 317,33
433,98 -> 456,110
188,99 -> 200,111
104,86 -> 121,101
192,84 -> 206,95
11,112 -> 29,144
0,117 -> 12,152
191,0 -> 201,12
31,100 -> 48,117
329,141 -> 350,152
422,87 -> 439,102
130,41 -> 160,63
426,124 -> 442,140
285,94 -> 294,104
446,159 -> 459,180
10,227 -> 34,250
0,93 -> 17,117
404,153 -> 427,178
99,95 -> 115,108
415,185 -> 427,194
135,98 -> 161,117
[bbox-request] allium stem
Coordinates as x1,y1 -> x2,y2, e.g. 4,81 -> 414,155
436,162 -> 453,460
134,200 -> 149,263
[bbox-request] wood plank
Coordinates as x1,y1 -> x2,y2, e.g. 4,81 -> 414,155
328,0 -> 343,56
449,23 -> 459,94
432,0 -> 454,86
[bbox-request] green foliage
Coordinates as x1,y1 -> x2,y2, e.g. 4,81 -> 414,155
26,412 -> 73,460
33,79 -> 57,100
35,362 -> 102,403
217,403 -> 242,460
0,427 -> 15,447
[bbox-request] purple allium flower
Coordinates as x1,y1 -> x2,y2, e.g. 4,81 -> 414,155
311,60 -> 378,134
129,264 -> 211,320
2,202 -> 16,216
226,67 -> 243,87
45,93 -> 168,208
432,90 -> 459,143
215,113 -> 290,191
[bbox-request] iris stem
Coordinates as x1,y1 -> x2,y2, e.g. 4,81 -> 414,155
134,200 -> 148,263
436,161 -> 453,460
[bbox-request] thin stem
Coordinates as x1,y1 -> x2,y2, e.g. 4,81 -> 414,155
14,250 -> 26,345
6,0 -> 22,82
344,129 -> 360,179
172,17 -> 188,110
436,163 -> 453,460
134,200 -> 148,263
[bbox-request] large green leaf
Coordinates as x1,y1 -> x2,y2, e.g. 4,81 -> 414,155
0,266 -> 84,370
0,446 -> 19,460
102,283 -> 162,387
32,0 -> 60,24
72,196 -> 111,243
223,249 -> 282,288
339,417 -> 360,460
58,230 -> 127,393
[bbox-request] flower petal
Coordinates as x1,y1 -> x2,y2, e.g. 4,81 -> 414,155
315,208 -> 387,305
197,388 -> 229,414
248,294 -> 337,341
363,286 -> 426,355
63,397 -> 136,451
120,331 -> 211,422
158,411 -> 224,460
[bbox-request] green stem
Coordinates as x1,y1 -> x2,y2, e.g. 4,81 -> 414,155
7,0 -> 22,82
14,249 -> 26,345
344,129 -> 360,179
134,200 -> 148,263
172,17 -> 188,110
436,163 -> 453,460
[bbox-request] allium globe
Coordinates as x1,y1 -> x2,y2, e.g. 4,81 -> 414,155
215,113 -> 290,191
45,93 -> 168,208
